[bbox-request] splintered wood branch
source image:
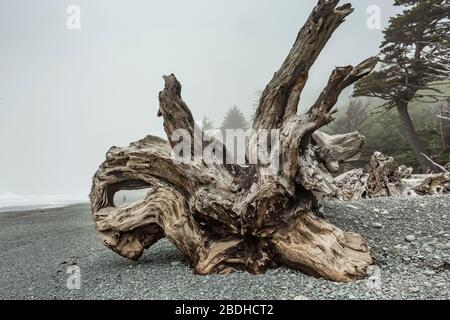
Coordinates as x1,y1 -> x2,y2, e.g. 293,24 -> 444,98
421,153 -> 449,173
308,57 -> 379,126
437,115 -> 450,121
312,131 -> 365,172
253,0 -> 355,130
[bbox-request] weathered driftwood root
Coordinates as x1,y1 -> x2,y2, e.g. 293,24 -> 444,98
335,152 -> 450,200
90,0 -> 377,282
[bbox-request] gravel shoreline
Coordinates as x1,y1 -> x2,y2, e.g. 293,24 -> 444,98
0,195 -> 449,300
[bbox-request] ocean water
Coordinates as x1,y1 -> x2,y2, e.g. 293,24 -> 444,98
0,192 -> 89,212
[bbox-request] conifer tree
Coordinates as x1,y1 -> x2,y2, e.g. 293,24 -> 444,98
354,0 -> 449,172
220,106 -> 249,132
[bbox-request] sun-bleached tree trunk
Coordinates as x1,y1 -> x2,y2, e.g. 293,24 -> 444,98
90,0 -> 379,282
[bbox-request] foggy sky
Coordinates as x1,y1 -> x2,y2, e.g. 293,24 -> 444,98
0,0 -> 401,195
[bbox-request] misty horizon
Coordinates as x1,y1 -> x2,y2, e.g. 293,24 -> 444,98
0,0 -> 401,195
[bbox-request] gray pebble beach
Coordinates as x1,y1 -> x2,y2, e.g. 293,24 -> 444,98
0,195 -> 449,300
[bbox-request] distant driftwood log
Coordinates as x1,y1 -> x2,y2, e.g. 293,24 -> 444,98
90,0 -> 449,282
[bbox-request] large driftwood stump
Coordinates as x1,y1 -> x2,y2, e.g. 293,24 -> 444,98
90,0 -> 379,282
